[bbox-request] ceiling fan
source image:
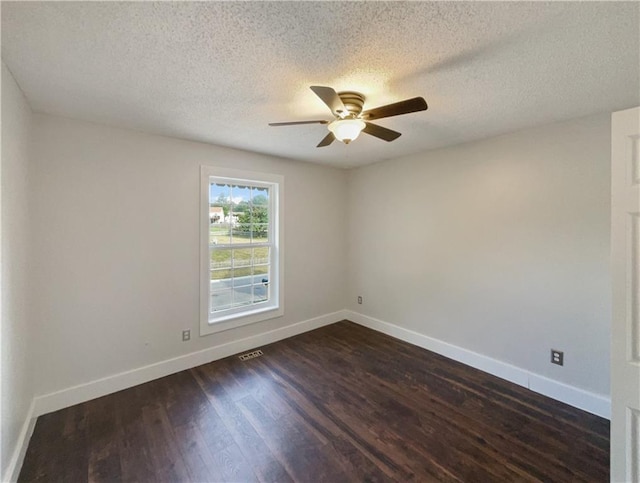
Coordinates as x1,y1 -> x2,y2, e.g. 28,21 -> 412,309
269,86 -> 428,147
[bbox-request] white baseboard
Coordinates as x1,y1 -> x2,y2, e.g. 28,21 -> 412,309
2,399 -> 36,483
528,373 -> 611,419
33,310 -> 347,417
346,310 -> 611,419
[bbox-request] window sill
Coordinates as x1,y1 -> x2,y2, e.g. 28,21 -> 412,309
200,304 -> 284,336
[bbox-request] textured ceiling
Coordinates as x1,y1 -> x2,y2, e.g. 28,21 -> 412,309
2,2 -> 639,168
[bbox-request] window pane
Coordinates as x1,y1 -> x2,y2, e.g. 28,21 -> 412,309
210,182 -> 232,244
251,186 -> 269,206
210,223 -> 231,245
232,217 -> 251,243
230,184 -> 251,244
211,288 -> 233,312
232,268 -> 253,286
231,285 -> 253,307
253,247 -> 269,265
232,248 -> 252,267
254,266 -> 270,303
253,283 -> 269,304
232,185 -> 251,213
253,264 -> 269,277
209,183 -> 230,207
251,223 -> 269,242
211,269 -> 232,290
210,248 -> 232,270
254,204 -> 270,243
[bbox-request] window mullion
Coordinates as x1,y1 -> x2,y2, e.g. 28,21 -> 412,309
213,243 -> 257,249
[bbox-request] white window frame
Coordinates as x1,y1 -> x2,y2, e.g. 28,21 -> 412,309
200,166 -> 284,335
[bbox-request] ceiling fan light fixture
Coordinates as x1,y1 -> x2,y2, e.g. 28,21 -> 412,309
269,86 -> 427,148
328,118 -> 366,144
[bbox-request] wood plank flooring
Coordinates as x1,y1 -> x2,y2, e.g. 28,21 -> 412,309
19,321 -> 609,482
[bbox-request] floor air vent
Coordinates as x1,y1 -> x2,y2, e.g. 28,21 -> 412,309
238,349 -> 263,361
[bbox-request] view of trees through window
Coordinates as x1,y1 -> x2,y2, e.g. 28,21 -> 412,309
208,182 -> 271,313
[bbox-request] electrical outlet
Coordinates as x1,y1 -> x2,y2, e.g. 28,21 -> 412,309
182,330 -> 191,342
357,296 -> 363,304
551,349 -> 563,366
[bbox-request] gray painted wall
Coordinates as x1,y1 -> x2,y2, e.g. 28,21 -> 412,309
347,113 -> 611,396
1,63 -> 34,480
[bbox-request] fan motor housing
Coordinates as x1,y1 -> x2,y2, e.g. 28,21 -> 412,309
337,91 -> 365,116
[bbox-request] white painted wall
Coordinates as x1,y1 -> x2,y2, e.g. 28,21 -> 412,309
30,114 -> 348,397
347,113 -> 611,397
1,63 -> 34,480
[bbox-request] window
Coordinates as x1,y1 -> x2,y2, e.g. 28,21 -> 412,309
200,167 -> 283,335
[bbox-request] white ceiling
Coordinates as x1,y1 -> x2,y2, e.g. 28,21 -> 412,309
2,2 -> 639,168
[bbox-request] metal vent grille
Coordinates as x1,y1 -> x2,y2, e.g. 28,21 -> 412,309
238,349 -> 263,361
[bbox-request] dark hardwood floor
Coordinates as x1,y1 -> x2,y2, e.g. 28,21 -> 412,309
19,321 -> 609,482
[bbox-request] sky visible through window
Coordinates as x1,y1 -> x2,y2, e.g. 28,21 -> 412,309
209,183 -> 268,207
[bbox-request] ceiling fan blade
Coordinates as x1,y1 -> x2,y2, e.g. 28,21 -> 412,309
363,122 -> 402,142
269,120 -> 328,126
317,132 -> 335,147
362,97 -> 428,121
310,86 -> 347,116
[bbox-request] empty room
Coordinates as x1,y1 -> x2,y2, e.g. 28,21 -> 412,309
2,1 -> 639,482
